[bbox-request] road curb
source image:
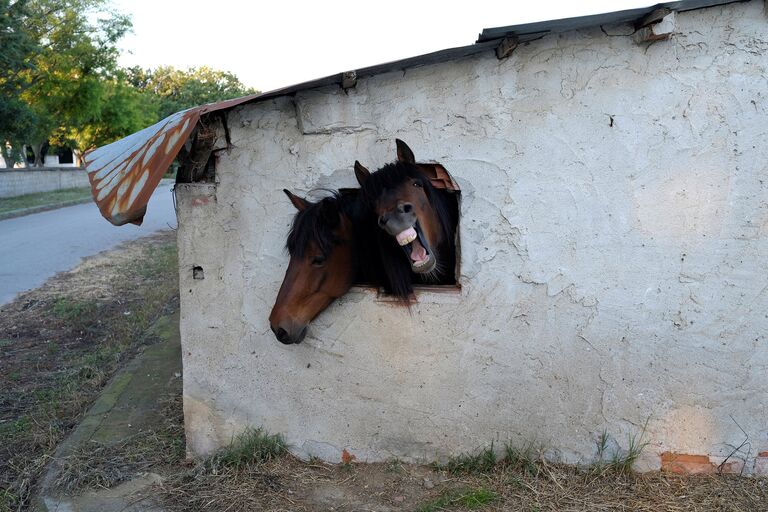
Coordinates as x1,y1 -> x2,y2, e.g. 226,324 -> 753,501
0,198 -> 93,221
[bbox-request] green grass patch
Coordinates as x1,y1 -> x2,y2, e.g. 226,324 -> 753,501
209,428 -> 287,471
52,298 -> 98,323
417,487 -> 497,512
0,186 -> 92,215
433,444 -> 497,475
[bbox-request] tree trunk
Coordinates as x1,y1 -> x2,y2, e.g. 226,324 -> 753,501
1,144 -> 14,169
31,141 -> 44,167
73,149 -> 83,167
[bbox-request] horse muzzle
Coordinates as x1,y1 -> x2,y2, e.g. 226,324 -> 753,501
271,323 -> 307,344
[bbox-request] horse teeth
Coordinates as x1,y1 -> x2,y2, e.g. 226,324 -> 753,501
398,234 -> 417,246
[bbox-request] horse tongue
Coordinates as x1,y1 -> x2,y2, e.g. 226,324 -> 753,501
410,238 -> 428,264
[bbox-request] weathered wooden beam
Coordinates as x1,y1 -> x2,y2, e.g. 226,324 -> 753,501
634,11 -> 677,43
496,36 -> 518,60
636,7 -> 672,29
342,71 -> 357,90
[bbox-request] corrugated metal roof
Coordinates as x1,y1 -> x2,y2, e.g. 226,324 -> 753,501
85,0 -> 741,226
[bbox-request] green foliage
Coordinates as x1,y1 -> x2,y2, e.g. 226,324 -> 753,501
209,428 -> 287,471
67,76 -> 158,151
0,0 -> 39,165
1,1 -> 257,162
127,65 -> 258,120
1,0 -> 133,162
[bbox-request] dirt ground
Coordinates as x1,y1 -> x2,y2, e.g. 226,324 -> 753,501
1,231 -> 767,512
0,231 -> 179,511
156,456 -> 768,512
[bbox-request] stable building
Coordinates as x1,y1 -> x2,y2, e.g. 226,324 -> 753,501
85,0 -> 768,473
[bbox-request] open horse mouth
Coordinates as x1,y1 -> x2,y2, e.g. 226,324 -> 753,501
395,222 -> 437,274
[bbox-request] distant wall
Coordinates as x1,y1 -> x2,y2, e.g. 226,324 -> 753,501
0,168 -> 89,198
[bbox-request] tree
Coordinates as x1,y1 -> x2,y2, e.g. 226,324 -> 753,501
5,0 -> 132,166
66,76 -> 158,156
0,0 -> 38,167
127,66 -> 259,120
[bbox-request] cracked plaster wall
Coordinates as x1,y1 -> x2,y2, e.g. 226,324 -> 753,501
177,1 -> 768,471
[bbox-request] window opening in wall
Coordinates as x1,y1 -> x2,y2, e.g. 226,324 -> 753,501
345,162 -> 461,294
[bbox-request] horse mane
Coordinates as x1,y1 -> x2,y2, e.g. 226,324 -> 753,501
286,191 -> 345,258
359,161 -> 455,300
285,190 -> 386,288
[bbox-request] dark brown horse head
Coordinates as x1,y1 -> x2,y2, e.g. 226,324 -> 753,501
355,140 -> 449,277
269,190 -> 355,344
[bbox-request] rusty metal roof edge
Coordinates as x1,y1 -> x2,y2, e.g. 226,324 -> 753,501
476,0 -> 745,42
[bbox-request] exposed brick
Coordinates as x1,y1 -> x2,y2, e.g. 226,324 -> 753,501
753,452 -> 768,476
660,452 -> 741,475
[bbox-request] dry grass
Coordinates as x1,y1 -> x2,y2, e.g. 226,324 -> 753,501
54,394 -> 184,494
0,231 -> 179,512
151,438 -> 767,512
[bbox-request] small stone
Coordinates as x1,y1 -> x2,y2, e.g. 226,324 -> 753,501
393,496 -> 405,503
423,478 -> 434,489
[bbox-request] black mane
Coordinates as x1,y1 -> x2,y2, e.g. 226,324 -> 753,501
359,161 -> 456,300
285,190 -> 386,285
286,191 -> 345,259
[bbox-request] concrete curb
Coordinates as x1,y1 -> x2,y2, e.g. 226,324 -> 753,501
0,198 -> 93,221
35,312 -> 181,512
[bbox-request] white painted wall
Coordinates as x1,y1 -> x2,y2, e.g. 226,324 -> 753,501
176,1 -> 768,473
0,168 -> 89,198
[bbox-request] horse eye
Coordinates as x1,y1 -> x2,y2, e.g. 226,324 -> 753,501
413,180 -> 423,188
311,255 -> 327,267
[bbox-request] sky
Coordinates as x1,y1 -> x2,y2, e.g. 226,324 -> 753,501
114,0 -> 657,93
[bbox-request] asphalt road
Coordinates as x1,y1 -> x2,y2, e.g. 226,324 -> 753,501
0,182 -> 177,306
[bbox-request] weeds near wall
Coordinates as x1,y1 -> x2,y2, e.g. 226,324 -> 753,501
591,420 -> 650,476
432,443 -> 497,475
207,428 -> 287,472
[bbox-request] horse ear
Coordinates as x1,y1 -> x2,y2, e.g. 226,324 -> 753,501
354,161 -> 370,186
283,189 -> 310,211
395,139 -> 415,164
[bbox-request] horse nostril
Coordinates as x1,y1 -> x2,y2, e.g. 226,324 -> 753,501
274,327 -> 290,343
401,203 -> 413,214
378,215 -> 389,227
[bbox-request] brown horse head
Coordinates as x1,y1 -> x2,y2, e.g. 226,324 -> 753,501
355,140 -> 449,276
269,190 -> 355,344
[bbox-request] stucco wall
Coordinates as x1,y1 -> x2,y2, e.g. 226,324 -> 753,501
0,168 -> 89,198
176,1 -> 768,472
